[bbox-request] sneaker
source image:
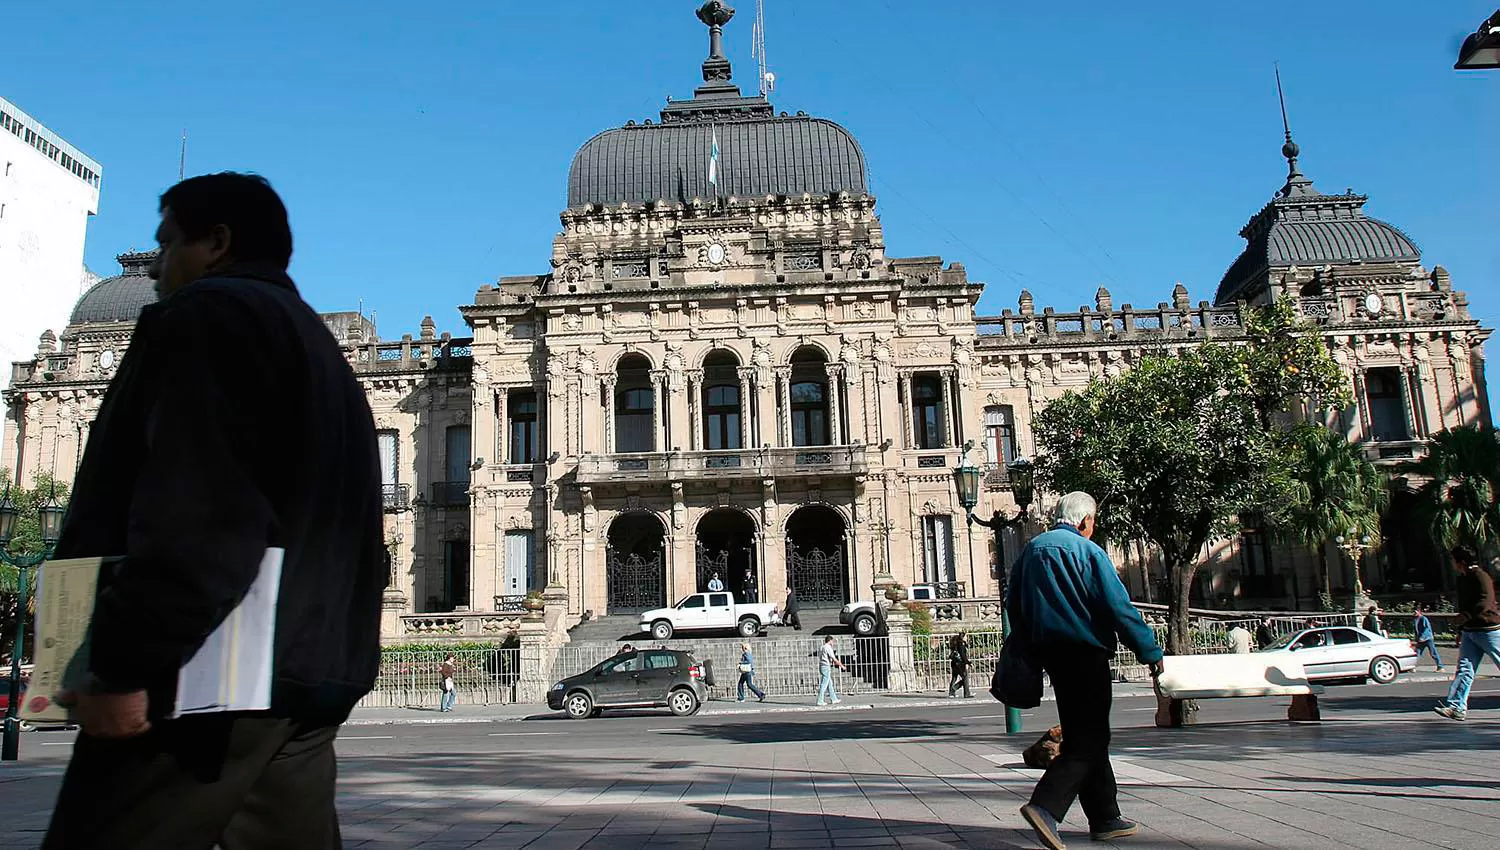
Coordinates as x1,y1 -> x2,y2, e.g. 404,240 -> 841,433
1090,817 -> 1138,841
758,695 -> 767,703
1020,804 -> 1066,850
1434,705 -> 1467,721
832,698 -> 842,704
816,701 -> 826,707
737,698 -> 745,703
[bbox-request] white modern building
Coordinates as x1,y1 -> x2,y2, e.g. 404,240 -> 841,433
0,95 -> 102,445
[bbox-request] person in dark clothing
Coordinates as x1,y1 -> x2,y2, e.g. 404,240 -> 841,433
1435,546 -> 1500,721
1255,617 -> 1277,650
784,588 -> 801,630
742,567 -> 758,603
1361,605 -> 1382,634
42,173 -> 385,850
1010,492 -> 1162,850
947,633 -> 971,698
1412,605 -> 1444,671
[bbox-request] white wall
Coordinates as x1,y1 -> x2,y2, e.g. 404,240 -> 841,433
0,97 -> 101,451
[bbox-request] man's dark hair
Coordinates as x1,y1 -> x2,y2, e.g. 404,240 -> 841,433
1452,545 -> 1480,567
159,172 -> 293,269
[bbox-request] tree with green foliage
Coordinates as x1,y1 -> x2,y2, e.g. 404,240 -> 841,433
1403,423 -> 1500,553
1280,425 -> 1390,604
0,471 -> 69,662
1033,297 -> 1349,661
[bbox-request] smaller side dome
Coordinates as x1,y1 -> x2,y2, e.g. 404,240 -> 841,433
70,251 -> 158,325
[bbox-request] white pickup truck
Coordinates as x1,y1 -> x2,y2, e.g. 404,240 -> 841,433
840,584 -> 943,635
639,592 -> 779,640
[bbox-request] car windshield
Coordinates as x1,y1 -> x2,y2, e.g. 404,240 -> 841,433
675,595 -> 705,609
1260,631 -> 1301,651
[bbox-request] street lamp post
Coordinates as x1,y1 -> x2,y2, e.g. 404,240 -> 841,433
959,456 -> 1034,735
1,482 -> 66,762
1333,528 -> 1373,613
1455,10 -> 1500,70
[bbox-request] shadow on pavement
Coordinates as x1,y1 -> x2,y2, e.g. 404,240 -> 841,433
664,717 -> 956,744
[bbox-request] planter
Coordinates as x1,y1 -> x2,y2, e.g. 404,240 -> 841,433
521,594 -> 546,613
884,585 -> 908,603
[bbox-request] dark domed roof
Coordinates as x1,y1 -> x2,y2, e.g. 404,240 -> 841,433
70,251 -> 157,325
568,115 -> 867,208
566,1 -> 868,208
1215,150 -> 1420,305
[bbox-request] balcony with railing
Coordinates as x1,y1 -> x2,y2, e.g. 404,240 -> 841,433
1361,439 -> 1427,464
429,481 -> 471,508
575,445 -> 867,485
382,483 -> 411,512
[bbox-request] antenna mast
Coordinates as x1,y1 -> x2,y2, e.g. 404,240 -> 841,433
752,0 -> 773,96
178,129 -> 187,181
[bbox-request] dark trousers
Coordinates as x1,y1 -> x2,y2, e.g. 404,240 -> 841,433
44,715 -> 341,850
1029,647 -> 1119,825
948,667 -> 970,697
786,610 -> 801,630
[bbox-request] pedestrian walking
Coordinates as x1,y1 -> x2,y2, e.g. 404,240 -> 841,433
1254,617 -> 1276,649
1434,546 -> 1500,721
1362,605 -> 1383,635
708,572 -> 725,592
439,654 -> 458,712
737,642 -> 768,702
1412,605 -> 1445,671
785,588 -> 802,631
947,633 -> 972,698
1227,623 -> 1253,654
1010,492 -> 1163,850
816,635 -> 845,705
41,173 -> 386,849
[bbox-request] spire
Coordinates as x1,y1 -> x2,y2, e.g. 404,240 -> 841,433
695,2 -> 738,94
1275,64 -> 1316,198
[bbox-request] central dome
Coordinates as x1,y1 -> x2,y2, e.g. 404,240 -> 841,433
70,250 -> 157,325
568,115 -> 867,208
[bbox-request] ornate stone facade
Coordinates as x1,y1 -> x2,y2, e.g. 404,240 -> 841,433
2,5 -> 1491,637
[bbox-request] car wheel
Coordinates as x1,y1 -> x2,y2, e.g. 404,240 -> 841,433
1369,655 -> 1400,685
738,618 -> 760,638
853,613 -> 877,636
564,691 -> 594,720
668,688 -> 700,717
651,620 -> 674,641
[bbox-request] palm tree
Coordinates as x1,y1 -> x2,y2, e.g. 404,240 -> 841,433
1403,423 -> 1500,553
1281,425 -> 1390,602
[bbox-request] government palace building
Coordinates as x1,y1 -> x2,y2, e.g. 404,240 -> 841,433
4,5 -> 1491,642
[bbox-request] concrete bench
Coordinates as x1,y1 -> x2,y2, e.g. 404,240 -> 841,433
1153,654 -> 1325,723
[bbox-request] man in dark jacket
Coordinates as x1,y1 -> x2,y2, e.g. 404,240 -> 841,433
1435,545 -> 1500,721
1010,492 -> 1162,850
43,172 -> 385,849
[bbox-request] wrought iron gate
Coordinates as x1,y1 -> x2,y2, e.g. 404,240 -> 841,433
787,542 -> 846,607
606,548 -> 665,612
695,541 -> 729,591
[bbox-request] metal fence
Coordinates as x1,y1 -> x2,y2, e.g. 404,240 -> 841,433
548,634 -> 892,700
361,648 -> 522,708
913,631 -> 1003,693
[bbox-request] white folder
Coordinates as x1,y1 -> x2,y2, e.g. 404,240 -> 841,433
172,547 -> 284,717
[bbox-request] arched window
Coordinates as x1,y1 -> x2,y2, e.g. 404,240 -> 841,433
702,352 -> 742,450
615,355 -> 655,452
789,348 -> 830,447
984,404 -> 1016,466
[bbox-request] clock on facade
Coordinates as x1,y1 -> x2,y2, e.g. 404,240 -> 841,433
98,349 -> 116,370
1363,292 -> 1384,317
706,242 -> 727,265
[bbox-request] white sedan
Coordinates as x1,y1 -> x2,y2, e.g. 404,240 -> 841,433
1259,626 -> 1418,685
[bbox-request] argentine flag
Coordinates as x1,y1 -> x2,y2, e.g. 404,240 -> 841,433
708,128 -> 720,187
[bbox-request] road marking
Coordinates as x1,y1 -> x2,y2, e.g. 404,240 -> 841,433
486,732 -> 565,737
962,714 -> 1007,719
1125,707 -> 1158,711
340,735 -> 394,740
40,742 -> 73,746
649,728 -> 681,733
980,753 -> 1191,786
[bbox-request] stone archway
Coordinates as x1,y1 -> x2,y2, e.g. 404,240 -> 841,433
697,508 -> 758,601
606,512 -> 667,613
785,504 -> 849,608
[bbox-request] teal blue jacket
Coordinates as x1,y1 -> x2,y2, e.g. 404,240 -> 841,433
1006,524 -> 1163,663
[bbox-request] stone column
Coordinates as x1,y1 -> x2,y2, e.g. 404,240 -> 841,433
901,372 -> 916,449
494,387 -> 508,464
776,367 -> 793,447
883,604 -> 917,693
825,364 -> 844,445
686,370 -> 703,451
842,360 -> 867,446
514,614 -> 553,704
650,369 -> 668,452
754,369 -> 776,448
1351,371 -> 1370,443
737,368 -> 754,450
600,375 -> 617,454
940,368 -> 957,448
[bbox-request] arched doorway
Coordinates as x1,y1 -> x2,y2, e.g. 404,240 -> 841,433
1378,489 -> 1445,594
697,508 -> 758,601
786,504 -> 849,608
606,512 -> 666,613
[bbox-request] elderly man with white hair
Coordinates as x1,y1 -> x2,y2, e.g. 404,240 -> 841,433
1010,491 -> 1163,850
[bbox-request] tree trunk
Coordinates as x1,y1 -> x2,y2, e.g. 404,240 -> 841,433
1155,551 -> 1197,728
1317,544 -> 1332,609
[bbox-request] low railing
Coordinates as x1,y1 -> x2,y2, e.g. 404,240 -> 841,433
350,335 -> 474,373
382,483 -> 410,511
576,445 -> 867,484
362,647 -> 521,708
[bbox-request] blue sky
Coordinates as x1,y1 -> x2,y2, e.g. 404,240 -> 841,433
6,1 -> 1496,338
